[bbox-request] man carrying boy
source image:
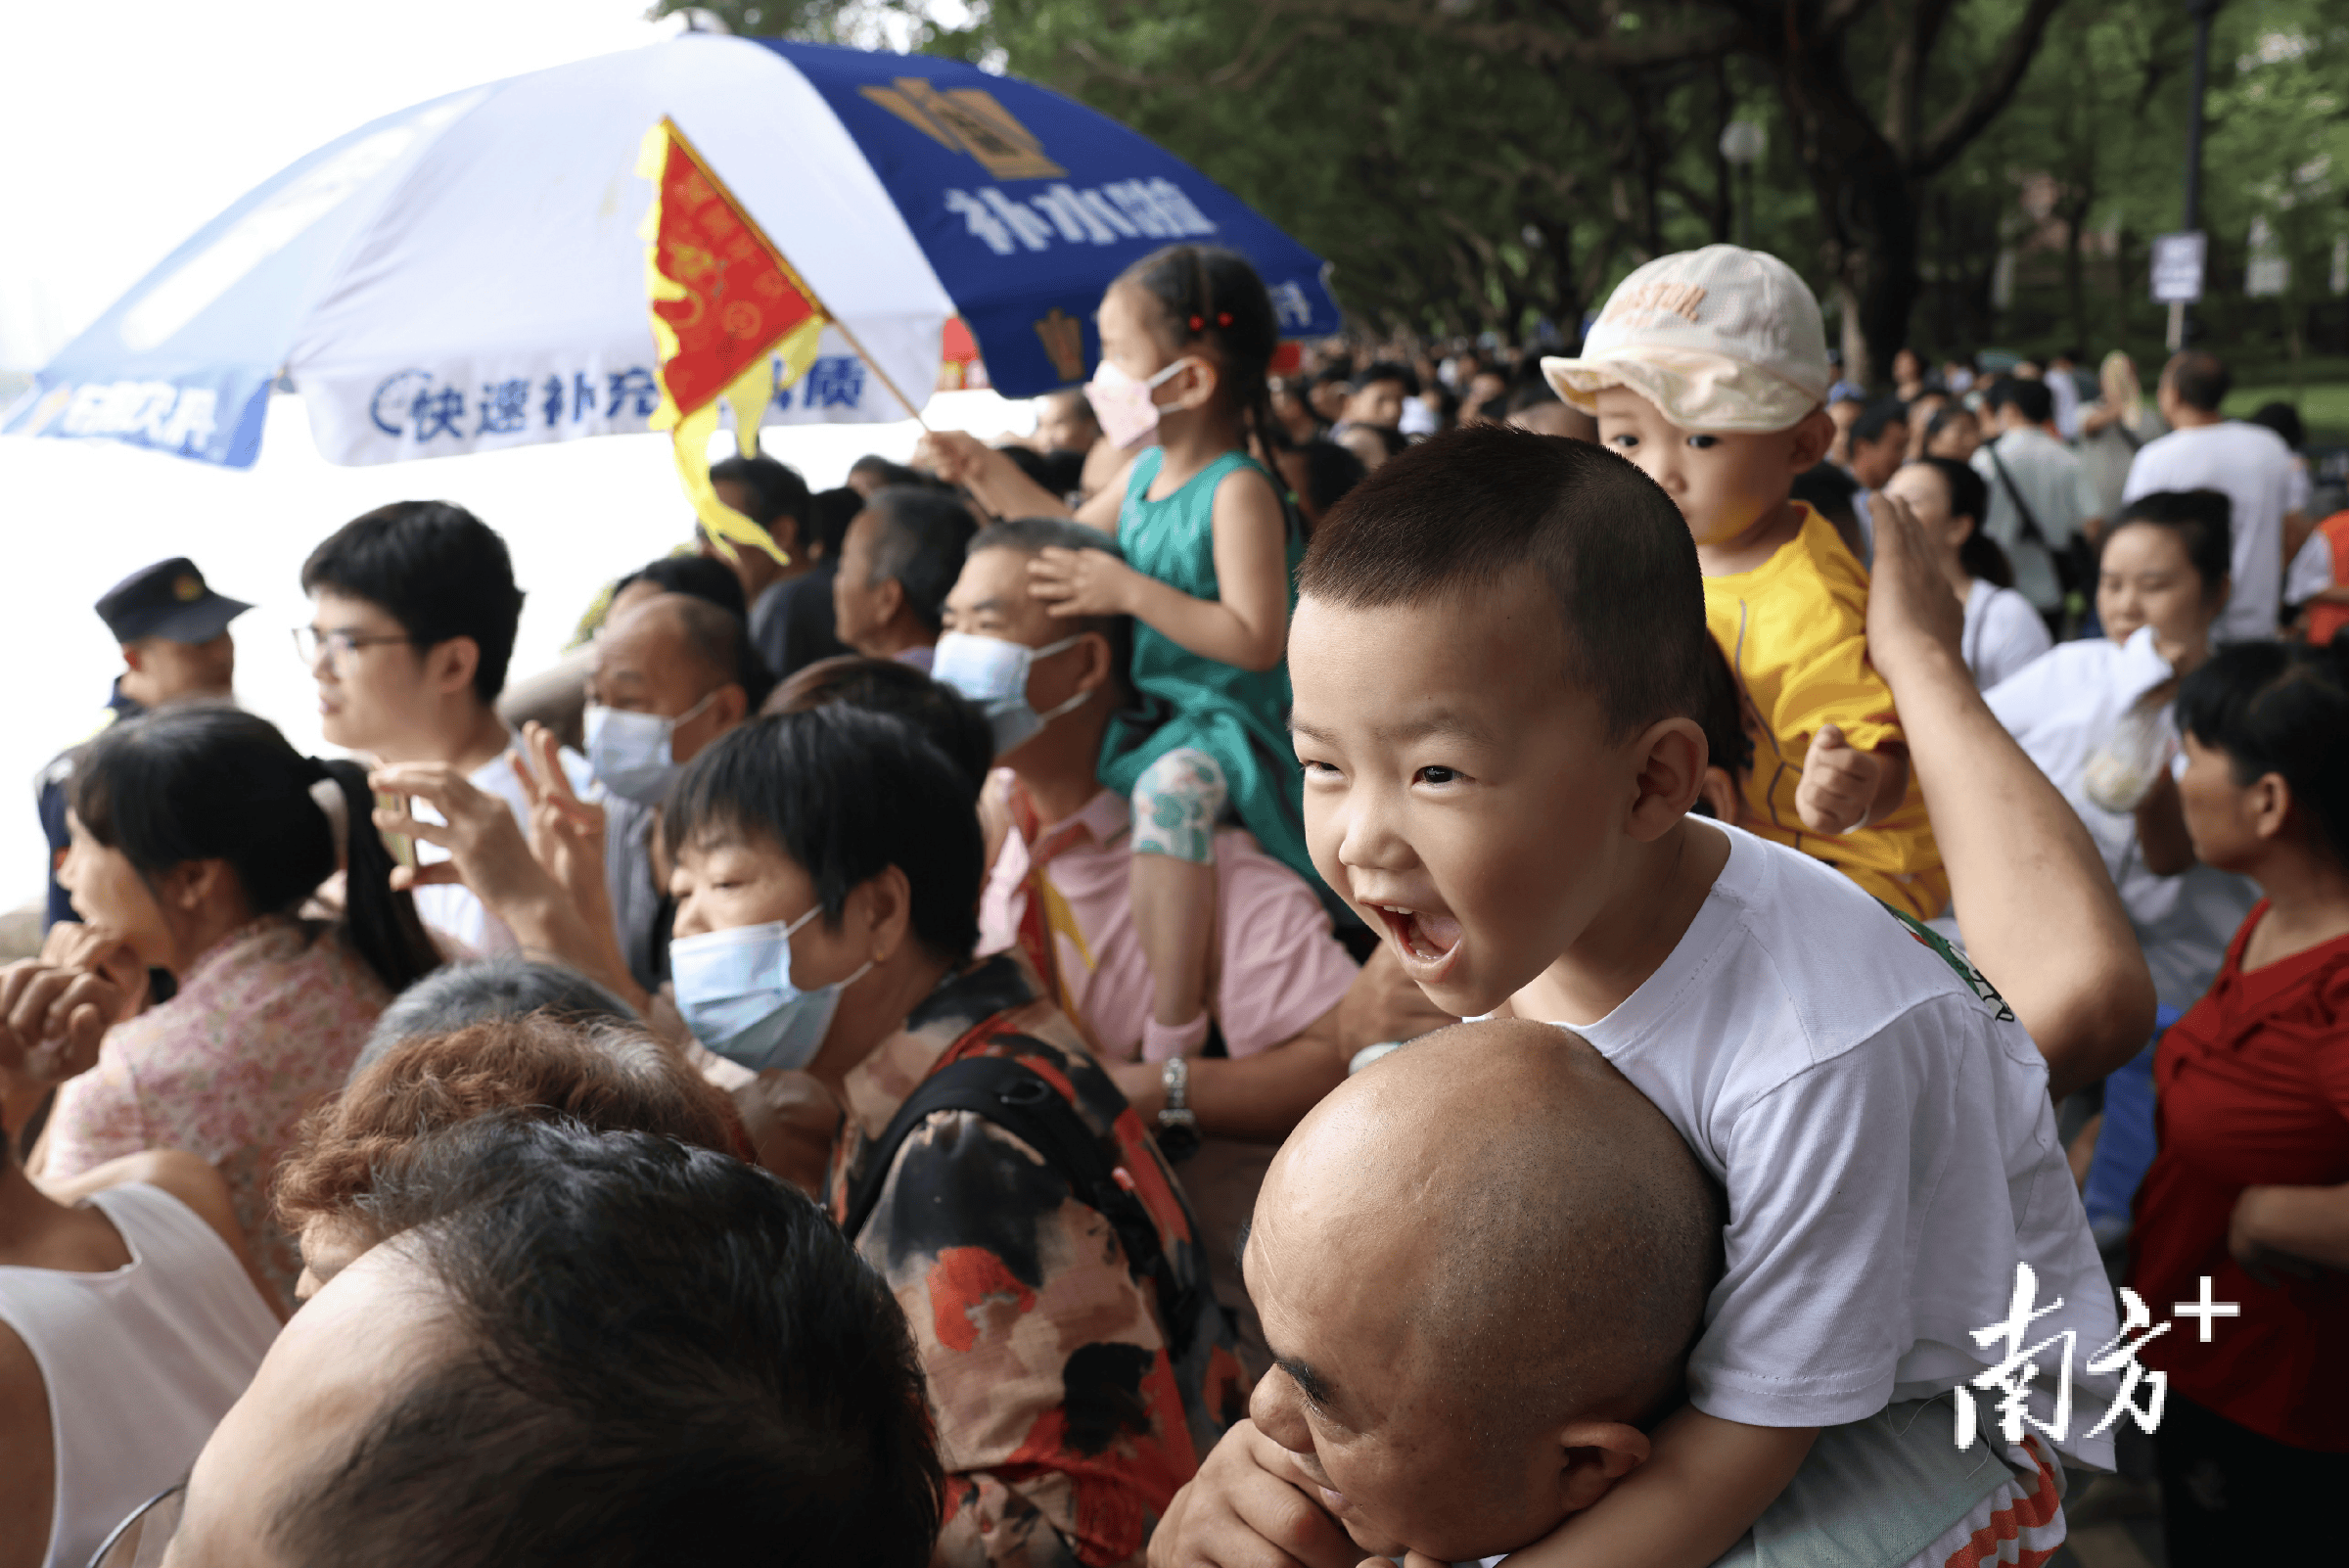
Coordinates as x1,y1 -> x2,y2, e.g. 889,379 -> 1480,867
1544,245 -> 1946,918
1153,427 -> 2114,1568
301,501 -> 591,953
1221,1019 -> 2059,1568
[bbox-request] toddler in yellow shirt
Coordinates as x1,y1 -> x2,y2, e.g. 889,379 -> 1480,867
1544,245 -> 1947,918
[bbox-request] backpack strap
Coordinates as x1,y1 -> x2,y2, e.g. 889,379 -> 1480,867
841,1051 -> 1204,1360
1986,439 -> 2050,548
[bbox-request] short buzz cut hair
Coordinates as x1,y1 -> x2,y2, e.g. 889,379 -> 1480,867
860,487 -> 978,635
2002,378 -> 2054,427
662,592 -> 777,714
2167,350 -> 2231,413
1299,424 -> 1709,738
966,517 -> 1135,699
1850,397 -> 1909,447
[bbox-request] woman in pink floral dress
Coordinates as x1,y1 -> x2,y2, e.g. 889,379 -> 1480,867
36,707 -> 440,1308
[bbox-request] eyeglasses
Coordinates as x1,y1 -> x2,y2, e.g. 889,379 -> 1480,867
293,626 -> 416,668
87,1481 -> 184,1568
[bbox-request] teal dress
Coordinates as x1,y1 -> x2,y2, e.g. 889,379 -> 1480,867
1098,447 -> 1315,887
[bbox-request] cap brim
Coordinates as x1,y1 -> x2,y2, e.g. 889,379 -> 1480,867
1543,350 -> 1819,434
142,595 -> 252,645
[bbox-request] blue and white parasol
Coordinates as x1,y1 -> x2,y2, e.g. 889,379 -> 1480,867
2,34 -> 1339,470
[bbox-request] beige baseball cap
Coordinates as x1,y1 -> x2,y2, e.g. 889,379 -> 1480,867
1542,246 -> 1831,433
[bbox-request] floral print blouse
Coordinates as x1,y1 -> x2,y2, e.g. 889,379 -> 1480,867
42,916 -> 393,1310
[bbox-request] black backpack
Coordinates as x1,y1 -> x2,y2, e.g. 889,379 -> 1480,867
839,1052 -> 1207,1360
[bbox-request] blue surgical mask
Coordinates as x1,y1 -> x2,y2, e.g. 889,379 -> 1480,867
932,630 -> 1090,756
668,908 -> 872,1073
584,690 -> 716,806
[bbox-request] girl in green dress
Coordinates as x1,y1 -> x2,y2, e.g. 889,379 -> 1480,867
926,246 -> 1311,1064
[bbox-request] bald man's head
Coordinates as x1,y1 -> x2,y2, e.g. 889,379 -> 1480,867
600,594 -> 772,715
1243,1019 -> 1722,1561
587,595 -> 770,772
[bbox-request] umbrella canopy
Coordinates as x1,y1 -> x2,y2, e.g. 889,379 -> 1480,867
3,35 -> 1339,471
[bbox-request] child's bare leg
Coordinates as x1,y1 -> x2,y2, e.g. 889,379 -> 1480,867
1129,749 -> 1224,1057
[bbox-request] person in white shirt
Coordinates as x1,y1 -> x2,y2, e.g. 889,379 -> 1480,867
1,949 -> 280,1568
1881,457 -> 2050,688
299,502 -> 592,954
1984,489 -> 2257,1012
2122,351 -> 2295,643
1971,379 -> 2103,620
2045,347 -> 2087,441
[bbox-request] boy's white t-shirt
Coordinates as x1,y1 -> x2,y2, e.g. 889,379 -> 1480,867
1550,823 -> 2118,1468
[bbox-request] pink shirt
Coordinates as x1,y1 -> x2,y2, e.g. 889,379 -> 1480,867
42,916 -> 392,1310
978,777 -> 1358,1060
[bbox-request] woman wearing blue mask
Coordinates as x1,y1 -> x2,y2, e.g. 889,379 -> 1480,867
663,705 -> 1244,1567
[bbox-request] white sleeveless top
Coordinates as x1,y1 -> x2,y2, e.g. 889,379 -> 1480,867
0,1183 -> 279,1568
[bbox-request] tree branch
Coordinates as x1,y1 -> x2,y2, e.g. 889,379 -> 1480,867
1818,0 -> 1886,43
1284,0 -> 1749,71
1911,0 -> 2073,177
1882,0 -> 1959,160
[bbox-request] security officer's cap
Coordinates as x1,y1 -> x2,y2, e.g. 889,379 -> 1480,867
95,558 -> 253,646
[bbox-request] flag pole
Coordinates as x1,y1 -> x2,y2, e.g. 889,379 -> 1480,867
659,117 -> 933,432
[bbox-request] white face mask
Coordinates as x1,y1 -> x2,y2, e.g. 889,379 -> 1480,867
668,905 -> 873,1074
583,689 -> 717,806
931,631 -> 1090,756
1086,356 -> 1197,450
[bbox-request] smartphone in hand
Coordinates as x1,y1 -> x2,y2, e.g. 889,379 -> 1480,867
373,792 -> 418,870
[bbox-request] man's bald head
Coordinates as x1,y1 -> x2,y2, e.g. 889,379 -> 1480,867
1261,1018 -> 1719,1430
1245,1020 -> 1722,1559
599,593 -> 772,715
1249,1018 -> 1728,1558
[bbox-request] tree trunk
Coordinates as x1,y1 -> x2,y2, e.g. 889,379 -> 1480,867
2061,191 -> 2092,354
1769,32 -> 1919,390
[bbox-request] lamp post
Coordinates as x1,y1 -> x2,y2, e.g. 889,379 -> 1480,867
1720,120 -> 1766,249
2171,0 -> 2222,349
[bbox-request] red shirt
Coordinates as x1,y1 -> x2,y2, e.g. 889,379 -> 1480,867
2131,902 -> 2349,1449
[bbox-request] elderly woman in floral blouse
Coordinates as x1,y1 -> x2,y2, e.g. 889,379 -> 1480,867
20,707 -> 438,1308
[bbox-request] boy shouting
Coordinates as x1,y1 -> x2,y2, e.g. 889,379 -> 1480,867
1546,246 -> 1946,918
1153,427 -> 2112,1568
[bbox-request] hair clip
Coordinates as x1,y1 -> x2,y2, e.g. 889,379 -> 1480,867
1188,314 -> 1205,331
1217,312 -> 1233,327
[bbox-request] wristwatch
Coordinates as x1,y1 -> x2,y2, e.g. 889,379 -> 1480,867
1155,1056 -> 1202,1162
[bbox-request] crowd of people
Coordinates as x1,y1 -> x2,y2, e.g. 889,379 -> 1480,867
0,238 -> 2343,1568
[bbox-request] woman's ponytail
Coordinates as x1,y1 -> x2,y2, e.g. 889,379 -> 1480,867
71,707 -> 440,994
317,758 -> 440,994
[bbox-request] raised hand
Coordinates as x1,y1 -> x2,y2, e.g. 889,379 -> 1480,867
1864,487 -> 1963,686
515,723 -> 612,926
368,761 -> 547,911
0,956 -> 136,1091
1029,545 -> 1141,618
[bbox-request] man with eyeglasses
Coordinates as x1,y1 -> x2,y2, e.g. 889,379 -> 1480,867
35,559 -> 248,932
299,502 -> 592,955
